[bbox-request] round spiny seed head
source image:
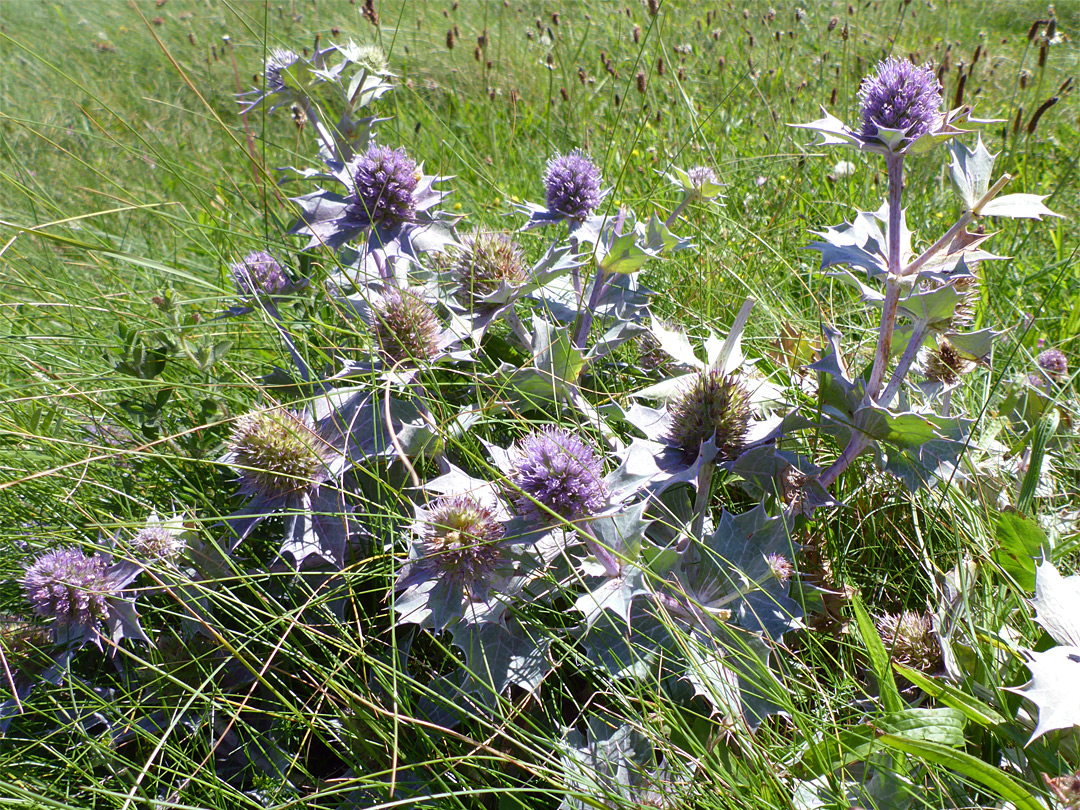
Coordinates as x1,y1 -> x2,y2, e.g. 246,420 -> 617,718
513,427 -> 609,523
858,57 -> 942,143
666,370 -> 751,459
351,43 -> 388,73
877,610 -> 942,672
923,340 -> 971,385
1037,348 -> 1068,381
0,615 -> 52,677
452,230 -> 526,304
228,409 -> 332,500
422,495 -> 505,587
372,287 -> 440,365
544,150 -> 602,219
21,548 -> 114,630
231,251 -> 289,297
132,523 -> 186,562
349,144 -> 420,228
265,48 -> 299,92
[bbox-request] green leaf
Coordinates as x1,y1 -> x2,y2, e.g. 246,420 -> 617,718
891,665 -> 1007,726
797,708 -> 965,778
991,510 -> 1047,591
850,592 -> 904,714
599,231 -> 651,275
875,734 -> 1045,810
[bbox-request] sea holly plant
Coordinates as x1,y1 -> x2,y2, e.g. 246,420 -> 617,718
793,56 -> 1060,493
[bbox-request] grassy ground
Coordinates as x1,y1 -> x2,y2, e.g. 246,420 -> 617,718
1,1 -> 1079,808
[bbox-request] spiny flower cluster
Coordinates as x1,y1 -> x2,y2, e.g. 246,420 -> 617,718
666,370 -> 750,459
858,57 -> 942,143
923,339 -> 971,385
228,409 -> 332,500
348,144 -> 419,228
452,230 -> 526,304
544,150 -> 602,219
513,427 -> 609,523
421,495 -> 505,588
231,251 -> 290,297
132,523 -> 186,562
371,287 -> 440,365
877,610 -> 942,672
21,548 -> 115,630
1037,348 -> 1068,381
265,48 -> 299,93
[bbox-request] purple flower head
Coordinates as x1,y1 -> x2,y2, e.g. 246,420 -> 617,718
452,230 -> 527,305
265,48 -> 299,93
418,495 -> 506,589
227,408 -> 333,501
512,427 -> 609,523
1037,348 -> 1068,381
348,144 -> 420,229
766,554 -> 794,585
687,165 -> 718,189
21,548 -> 115,631
372,286 -> 440,365
666,370 -> 750,459
544,150 -> 602,219
858,57 -> 942,143
231,251 -> 290,297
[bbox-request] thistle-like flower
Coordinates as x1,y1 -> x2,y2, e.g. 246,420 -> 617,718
0,615 -> 52,677
765,553 -> 794,585
347,144 -> 419,229
227,408 -> 334,501
265,48 -> 300,93
877,610 -> 942,673
231,251 -> 290,298
451,230 -> 527,305
665,370 -> 751,459
1037,348 -> 1068,382
858,57 -> 942,144
417,495 -> 506,590
21,548 -> 115,631
793,56 -> 969,157
132,512 -> 187,562
371,286 -> 440,365
513,427 -> 609,523
544,150 -> 602,219
922,338 -> 973,385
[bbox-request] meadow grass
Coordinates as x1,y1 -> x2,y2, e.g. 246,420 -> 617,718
1,1 -> 1079,808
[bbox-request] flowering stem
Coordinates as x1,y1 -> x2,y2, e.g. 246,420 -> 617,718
664,194 -> 693,230
881,320 -> 929,407
504,307 -> 532,349
901,173 -> 1012,278
573,206 -> 626,350
690,460 -> 714,541
580,524 -> 621,578
866,154 -> 906,402
261,299 -> 311,384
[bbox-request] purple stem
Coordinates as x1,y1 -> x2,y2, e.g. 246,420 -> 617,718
866,154 -> 906,401
573,206 -> 627,349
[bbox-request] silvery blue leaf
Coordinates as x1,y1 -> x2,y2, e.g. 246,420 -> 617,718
1030,560 -> 1080,647
948,135 -> 996,210
1009,645 -> 1080,744
979,193 -> 1061,220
